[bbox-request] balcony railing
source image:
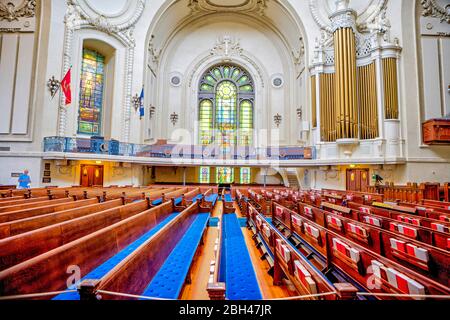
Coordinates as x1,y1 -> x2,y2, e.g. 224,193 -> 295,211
43,136 -> 316,161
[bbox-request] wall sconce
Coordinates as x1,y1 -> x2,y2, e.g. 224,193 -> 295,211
274,113 -> 282,127
47,76 -> 60,98
132,93 -> 141,112
170,112 -> 179,126
149,105 -> 156,119
296,108 -> 303,120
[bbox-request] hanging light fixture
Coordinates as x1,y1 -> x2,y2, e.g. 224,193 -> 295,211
47,76 -> 60,98
149,105 -> 156,119
132,93 -> 141,112
170,112 -> 179,126
274,113 -> 282,127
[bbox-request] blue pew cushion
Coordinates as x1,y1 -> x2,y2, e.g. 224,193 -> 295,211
141,213 -> 210,299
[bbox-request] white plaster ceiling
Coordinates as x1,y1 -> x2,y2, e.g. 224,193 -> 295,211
84,0 -> 129,16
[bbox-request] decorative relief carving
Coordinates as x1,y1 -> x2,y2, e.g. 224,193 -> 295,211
147,34 -> 161,72
188,0 -> 267,16
0,0 -> 36,32
421,0 -> 450,24
291,36 -> 305,66
310,0 -> 399,66
309,0 -> 389,34
188,36 -> 265,88
58,0 -> 146,142
0,0 -> 35,22
210,35 -> 243,57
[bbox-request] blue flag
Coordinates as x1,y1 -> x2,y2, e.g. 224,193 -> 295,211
139,87 -> 144,119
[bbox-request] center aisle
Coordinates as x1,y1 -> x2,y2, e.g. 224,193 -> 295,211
180,201 -> 223,299
221,213 -> 262,300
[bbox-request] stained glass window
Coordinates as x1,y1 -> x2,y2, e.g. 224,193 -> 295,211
216,167 -> 234,184
215,81 -> 237,149
78,49 -> 105,135
198,65 -> 254,185
239,100 -> 253,145
199,100 -> 213,145
198,65 -> 254,146
240,167 -> 251,184
199,167 -> 210,184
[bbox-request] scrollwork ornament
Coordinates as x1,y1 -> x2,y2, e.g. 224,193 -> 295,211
0,0 -> 36,22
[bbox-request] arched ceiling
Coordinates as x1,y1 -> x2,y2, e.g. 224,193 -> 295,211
146,0 -> 307,65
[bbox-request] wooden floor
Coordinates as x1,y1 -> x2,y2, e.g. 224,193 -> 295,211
182,200 -> 293,300
181,201 -> 223,300
241,220 -> 296,299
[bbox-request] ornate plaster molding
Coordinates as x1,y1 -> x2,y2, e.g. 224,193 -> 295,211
188,35 -> 265,88
58,0 -> 145,142
210,35 -> 243,57
421,0 -> 450,24
0,0 -> 35,22
309,0 -> 389,34
188,0 -> 267,16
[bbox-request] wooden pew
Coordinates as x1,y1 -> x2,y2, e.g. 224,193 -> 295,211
0,198 -> 73,214
273,202 -> 450,299
248,203 -> 348,300
83,202 -> 206,300
0,199 -> 150,271
346,202 -> 450,251
0,198 -> 122,239
0,196 -> 52,207
294,203 -> 449,286
172,188 -> 203,211
0,201 -> 176,298
0,198 -> 95,223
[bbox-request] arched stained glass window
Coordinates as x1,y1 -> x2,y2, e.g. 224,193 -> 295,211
78,49 -> 105,135
198,64 -> 254,147
199,167 -> 210,184
240,167 -> 251,184
199,65 -> 254,185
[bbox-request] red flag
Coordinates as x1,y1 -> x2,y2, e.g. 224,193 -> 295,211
61,67 -> 72,105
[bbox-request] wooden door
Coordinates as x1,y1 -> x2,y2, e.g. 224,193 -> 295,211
80,165 -> 104,187
346,169 -> 369,192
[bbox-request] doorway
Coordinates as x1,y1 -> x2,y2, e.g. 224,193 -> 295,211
346,169 -> 370,192
80,165 -> 104,187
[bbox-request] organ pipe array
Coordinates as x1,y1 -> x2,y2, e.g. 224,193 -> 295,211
357,63 -> 379,139
312,2 -> 401,143
334,27 -> 358,140
311,75 -> 317,128
320,73 -> 337,142
383,58 -> 399,120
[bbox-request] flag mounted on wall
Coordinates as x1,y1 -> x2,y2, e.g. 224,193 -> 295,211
61,67 -> 72,105
139,87 -> 144,119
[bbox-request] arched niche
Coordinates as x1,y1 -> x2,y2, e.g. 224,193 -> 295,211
65,32 -> 124,141
143,0 -> 309,146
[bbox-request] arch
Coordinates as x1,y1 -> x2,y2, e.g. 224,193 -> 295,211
197,63 -> 255,147
143,0 -> 311,145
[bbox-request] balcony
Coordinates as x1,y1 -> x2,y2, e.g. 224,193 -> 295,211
43,137 -> 316,166
422,118 -> 450,145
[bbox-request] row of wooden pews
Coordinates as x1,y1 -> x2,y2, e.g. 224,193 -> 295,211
244,187 -> 450,300
0,185 -> 220,300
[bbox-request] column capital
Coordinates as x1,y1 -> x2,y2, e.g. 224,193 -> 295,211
329,6 -> 357,33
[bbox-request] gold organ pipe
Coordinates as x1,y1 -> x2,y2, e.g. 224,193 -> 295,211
357,63 -> 379,139
383,58 -> 399,119
311,76 -> 317,128
334,27 -> 358,139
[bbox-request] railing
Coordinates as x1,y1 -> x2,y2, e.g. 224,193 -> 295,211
43,136 -> 316,161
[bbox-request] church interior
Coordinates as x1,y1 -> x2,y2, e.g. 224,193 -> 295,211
0,0 -> 449,302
